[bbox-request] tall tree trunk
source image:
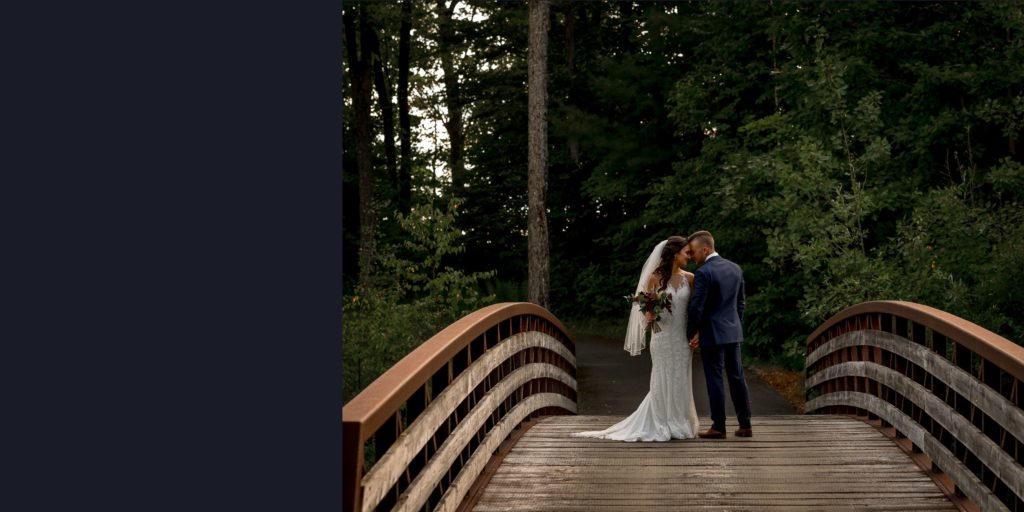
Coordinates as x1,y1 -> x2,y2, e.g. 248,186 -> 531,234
617,1 -> 635,54
436,0 -> 466,192
1008,24 -> 1018,157
370,29 -> 398,203
397,0 -> 413,213
528,0 -> 550,308
564,1 -> 580,166
344,4 -> 377,287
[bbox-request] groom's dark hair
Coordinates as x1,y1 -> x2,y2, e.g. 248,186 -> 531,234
687,230 -> 715,250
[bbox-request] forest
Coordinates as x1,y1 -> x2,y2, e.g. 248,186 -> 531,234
343,0 -> 1024,400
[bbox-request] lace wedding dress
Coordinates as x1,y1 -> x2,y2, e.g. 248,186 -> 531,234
572,280 -> 699,442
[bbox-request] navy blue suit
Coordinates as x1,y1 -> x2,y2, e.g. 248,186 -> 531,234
687,255 -> 752,432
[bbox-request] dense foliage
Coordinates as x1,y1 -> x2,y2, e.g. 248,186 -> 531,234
342,200 -> 495,400
344,1 -> 1024,381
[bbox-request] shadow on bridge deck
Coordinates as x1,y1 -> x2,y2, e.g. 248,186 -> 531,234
574,333 -> 797,416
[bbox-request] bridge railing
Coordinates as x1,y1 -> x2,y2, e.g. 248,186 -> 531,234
805,301 -> 1024,511
342,302 -> 577,512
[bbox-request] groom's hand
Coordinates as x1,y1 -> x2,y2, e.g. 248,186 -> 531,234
689,335 -> 699,348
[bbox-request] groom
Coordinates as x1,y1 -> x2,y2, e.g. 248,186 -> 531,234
685,231 -> 752,439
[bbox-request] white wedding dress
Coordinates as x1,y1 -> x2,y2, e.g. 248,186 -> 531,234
572,280 -> 699,442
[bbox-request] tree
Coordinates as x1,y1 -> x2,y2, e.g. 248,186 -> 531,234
456,2 -> 530,290
397,0 -> 413,214
369,27 -> 398,204
562,0 -> 579,166
343,3 -> 377,287
342,0 -> 1024,364
436,0 -> 467,192
527,0 -> 550,308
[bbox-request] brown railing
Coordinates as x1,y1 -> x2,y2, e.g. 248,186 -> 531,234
805,301 -> 1024,512
342,302 -> 577,512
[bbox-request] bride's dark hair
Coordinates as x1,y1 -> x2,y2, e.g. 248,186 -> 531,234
653,236 -> 689,292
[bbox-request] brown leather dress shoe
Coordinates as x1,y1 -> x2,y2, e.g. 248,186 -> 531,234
698,428 -> 726,439
735,428 -> 753,437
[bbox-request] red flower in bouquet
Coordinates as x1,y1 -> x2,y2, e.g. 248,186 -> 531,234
625,290 -> 673,334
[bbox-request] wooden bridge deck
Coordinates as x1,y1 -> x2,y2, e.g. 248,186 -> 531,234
470,415 -> 957,511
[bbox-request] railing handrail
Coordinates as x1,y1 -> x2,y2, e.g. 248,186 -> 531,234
808,300 -> 1024,382
343,301 -> 575,445
806,300 -> 1024,511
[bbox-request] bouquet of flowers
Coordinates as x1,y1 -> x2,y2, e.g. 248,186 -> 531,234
625,290 -> 673,334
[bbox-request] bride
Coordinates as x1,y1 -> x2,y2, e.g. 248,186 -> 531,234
572,236 -> 700,442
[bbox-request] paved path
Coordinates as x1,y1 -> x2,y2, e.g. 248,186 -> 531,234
574,333 -> 797,416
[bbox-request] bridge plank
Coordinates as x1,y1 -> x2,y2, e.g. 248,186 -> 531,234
470,415 -> 957,511
809,391 -> 1012,511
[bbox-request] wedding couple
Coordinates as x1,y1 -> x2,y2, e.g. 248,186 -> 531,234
573,231 -> 752,441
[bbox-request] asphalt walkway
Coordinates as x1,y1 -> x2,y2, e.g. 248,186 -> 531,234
574,332 -> 797,416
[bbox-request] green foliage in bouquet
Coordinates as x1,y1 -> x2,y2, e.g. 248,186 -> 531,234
626,290 -> 673,334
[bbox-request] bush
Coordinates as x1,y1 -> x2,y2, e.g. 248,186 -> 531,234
343,200 -> 496,402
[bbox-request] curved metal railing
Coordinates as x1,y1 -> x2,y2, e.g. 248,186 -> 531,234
342,302 -> 577,512
805,301 -> 1024,511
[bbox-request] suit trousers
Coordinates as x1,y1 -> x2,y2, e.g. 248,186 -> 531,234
700,342 -> 752,432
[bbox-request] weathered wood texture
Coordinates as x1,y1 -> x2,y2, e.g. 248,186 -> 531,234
810,392 -> 1004,511
807,360 -> 1022,504
805,302 -> 1024,512
343,304 -> 577,512
371,362 -> 575,512
471,415 -> 957,511
807,330 -> 1024,443
807,301 -> 1024,381
429,394 -> 576,512
362,332 -> 575,510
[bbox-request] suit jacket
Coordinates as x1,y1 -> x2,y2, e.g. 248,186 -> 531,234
686,256 -> 746,347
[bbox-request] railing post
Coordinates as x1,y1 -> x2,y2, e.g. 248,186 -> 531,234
342,421 -> 363,512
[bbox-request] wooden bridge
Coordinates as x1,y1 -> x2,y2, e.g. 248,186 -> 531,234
343,302 -> 1024,511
